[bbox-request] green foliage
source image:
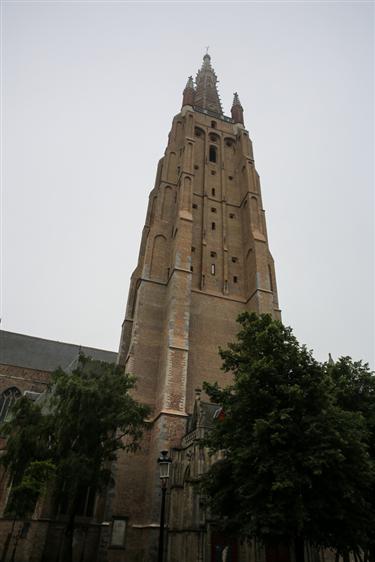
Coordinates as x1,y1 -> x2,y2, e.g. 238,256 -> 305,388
6,461 -> 55,518
1,396 -> 54,485
328,357 -> 375,453
327,357 -> 375,552
1,355 -> 150,521
49,354 -> 150,514
201,312 -> 375,554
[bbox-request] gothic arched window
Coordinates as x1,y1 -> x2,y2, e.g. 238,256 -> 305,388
0,387 -> 21,422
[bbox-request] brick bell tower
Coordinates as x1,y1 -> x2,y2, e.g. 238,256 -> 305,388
111,53 -> 280,562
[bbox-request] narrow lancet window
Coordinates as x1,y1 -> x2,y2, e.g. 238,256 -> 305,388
268,264 -> 274,292
209,145 -> 217,163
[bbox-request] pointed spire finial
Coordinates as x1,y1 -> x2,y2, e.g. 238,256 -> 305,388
202,52 -> 211,66
231,91 -> 244,125
194,52 -> 222,116
232,92 -> 242,107
185,76 -> 194,90
182,75 -> 195,108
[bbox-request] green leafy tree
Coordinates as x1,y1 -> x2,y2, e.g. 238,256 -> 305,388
327,357 -> 375,561
1,395 -> 54,486
1,397 -> 55,562
6,460 -> 56,519
50,354 -> 149,561
1,354 -> 149,562
201,313 -> 374,562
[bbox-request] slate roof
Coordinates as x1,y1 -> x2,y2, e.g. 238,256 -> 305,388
200,401 -> 221,426
0,331 -> 117,373
187,401 -> 221,433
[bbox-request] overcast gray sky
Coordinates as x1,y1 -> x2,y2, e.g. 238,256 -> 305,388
2,0 -> 374,367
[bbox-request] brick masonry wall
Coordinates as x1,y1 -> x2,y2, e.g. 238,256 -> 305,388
0,364 -> 50,395
0,519 -> 50,562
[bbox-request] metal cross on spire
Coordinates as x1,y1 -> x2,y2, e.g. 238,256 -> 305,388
205,45 -> 209,54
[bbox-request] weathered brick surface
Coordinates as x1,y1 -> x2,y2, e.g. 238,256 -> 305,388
0,364 -> 50,395
0,519 -> 49,562
40,520 -> 102,562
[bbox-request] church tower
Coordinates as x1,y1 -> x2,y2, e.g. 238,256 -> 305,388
111,53 -> 280,562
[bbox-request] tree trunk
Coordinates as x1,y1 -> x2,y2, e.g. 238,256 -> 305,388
369,545 -> 375,562
294,536 -> 305,562
10,523 -> 22,562
59,515 -> 75,562
79,526 -> 88,562
58,491 -> 83,562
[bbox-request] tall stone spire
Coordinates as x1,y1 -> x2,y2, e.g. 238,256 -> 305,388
194,53 -> 223,116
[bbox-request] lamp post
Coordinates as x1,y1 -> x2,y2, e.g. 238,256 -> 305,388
157,450 -> 172,562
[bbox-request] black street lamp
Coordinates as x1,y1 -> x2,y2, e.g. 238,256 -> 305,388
157,450 -> 172,562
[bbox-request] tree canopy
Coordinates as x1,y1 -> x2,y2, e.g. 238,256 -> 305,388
48,354 -> 149,517
1,354 -> 149,560
201,313 -> 375,559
